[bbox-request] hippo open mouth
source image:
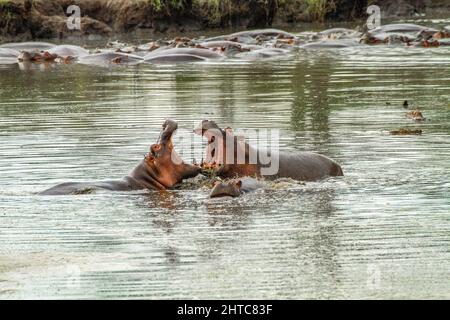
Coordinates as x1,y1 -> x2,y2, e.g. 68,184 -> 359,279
142,119 -> 200,189
39,118 -> 201,195
149,118 -> 178,158
193,120 -> 227,175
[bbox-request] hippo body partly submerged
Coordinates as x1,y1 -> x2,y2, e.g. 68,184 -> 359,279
48,45 -> 89,58
77,52 -> 144,66
0,48 -> 20,64
0,42 -> 56,51
195,120 -> 343,181
143,48 -> 225,63
40,119 -> 200,195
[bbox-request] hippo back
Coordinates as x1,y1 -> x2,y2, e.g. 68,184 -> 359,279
270,151 -> 343,181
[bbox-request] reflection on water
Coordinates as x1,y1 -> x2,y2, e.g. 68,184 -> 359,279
0,42 -> 450,299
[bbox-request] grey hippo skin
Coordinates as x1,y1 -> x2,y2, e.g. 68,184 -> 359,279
195,120 -> 343,181
203,29 -> 298,43
197,41 -> 252,56
369,23 -> 438,34
0,48 -> 20,64
300,40 -> 362,49
77,52 -> 144,66
209,177 -> 266,198
143,48 -> 225,63
0,42 -> 56,51
47,45 -> 89,58
235,48 -> 292,60
17,45 -> 90,62
144,54 -> 209,64
40,119 -> 200,195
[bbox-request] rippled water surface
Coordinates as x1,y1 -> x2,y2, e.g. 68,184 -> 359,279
1,35 -> 450,299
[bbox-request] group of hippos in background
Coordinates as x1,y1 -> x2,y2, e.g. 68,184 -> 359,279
40,119 -> 344,198
1,23 -> 450,67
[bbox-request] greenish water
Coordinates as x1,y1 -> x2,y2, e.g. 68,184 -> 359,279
0,42 -> 450,299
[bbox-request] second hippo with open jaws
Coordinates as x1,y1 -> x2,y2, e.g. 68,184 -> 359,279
40,119 -> 200,195
195,120 -> 343,181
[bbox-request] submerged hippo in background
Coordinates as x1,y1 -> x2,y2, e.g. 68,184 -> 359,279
77,52 -> 143,66
209,177 -> 266,198
0,42 -> 56,51
369,23 -> 438,35
144,54 -> 210,64
0,48 -> 20,64
300,39 -> 363,49
17,50 -> 57,62
195,120 -> 343,181
17,45 -> 89,63
363,23 -> 439,44
204,29 -> 297,44
230,29 -> 297,39
143,47 -> 225,63
361,32 -> 416,45
318,28 -> 362,40
40,119 -> 200,195
0,48 -> 20,57
235,48 -> 292,60
196,41 -> 253,56
47,45 -> 89,59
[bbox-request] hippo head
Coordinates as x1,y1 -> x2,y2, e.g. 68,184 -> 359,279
209,180 -> 242,198
143,119 -> 200,189
194,120 -> 227,171
194,119 -> 249,177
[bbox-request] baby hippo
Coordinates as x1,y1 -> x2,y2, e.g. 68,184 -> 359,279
209,177 -> 265,198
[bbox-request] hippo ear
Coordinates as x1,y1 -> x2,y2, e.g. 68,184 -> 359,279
235,180 -> 242,189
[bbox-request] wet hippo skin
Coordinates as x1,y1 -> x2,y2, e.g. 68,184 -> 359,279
40,119 -> 200,195
195,120 -> 343,181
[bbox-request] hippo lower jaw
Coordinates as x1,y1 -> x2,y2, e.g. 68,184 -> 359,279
40,119 -> 200,195
134,119 -> 201,189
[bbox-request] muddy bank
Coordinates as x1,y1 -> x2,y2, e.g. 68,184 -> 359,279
1,0 -> 449,42
4,0 -> 274,41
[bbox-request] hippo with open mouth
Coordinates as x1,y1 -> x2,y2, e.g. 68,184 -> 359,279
40,119 -> 200,195
195,120 -> 343,181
